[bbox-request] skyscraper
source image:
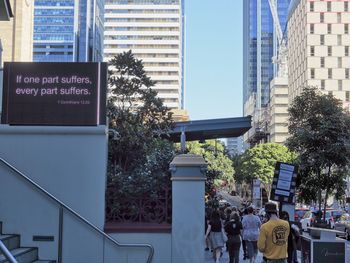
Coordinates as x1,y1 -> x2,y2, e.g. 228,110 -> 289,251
33,0 -> 104,62
243,0 -> 291,144
0,0 -> 34,63
288,0 -> 350,108
104,0 -> 184,110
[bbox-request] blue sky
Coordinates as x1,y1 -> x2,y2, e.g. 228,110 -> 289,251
185,0 -> 243,120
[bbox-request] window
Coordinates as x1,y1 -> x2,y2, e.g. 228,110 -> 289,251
320,35 -> 325,45
346,2 -> 349,12
347,91 -> 350,102
346,46 -> 349,56
338,35 -> 342,45
321,57 -> 325,68
321,80 -> 325,90
338,80 -> 343,91
311,68 -> 315,79
345,24 -> 349,34
337,13 -> 341,23
346,69 -> 350,79
338,57 -> 342,68
310,2 -> 314,11
328,68 -> 332,79
310,24 -> 314,34
328,46 -> 332,56
320,13 -> 324,23
311,46 -> 315,56
327,24 -> 332,34
327,1 -> 331,12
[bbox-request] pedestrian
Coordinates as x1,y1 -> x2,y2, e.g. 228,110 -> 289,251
280,211 -> 300,263
205,212 -> 212,251
224,212 -> 243,263
242,206 -> 261,263
205,210 -> 225,263
257,202 -> 290,263
240,208 -> 248,260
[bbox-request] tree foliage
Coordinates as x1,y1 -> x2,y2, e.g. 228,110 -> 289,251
107,51 -> 175,196
237,143 -> 296,195
184,140 -> 235,194
286,87 -> 350,218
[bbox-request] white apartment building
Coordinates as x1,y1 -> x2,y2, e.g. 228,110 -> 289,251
288,0 -> 350,108
104,0 -> 184,109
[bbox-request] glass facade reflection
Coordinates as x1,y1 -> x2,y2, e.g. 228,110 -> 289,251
243,0 -> 291,110
33,0 -> 104,62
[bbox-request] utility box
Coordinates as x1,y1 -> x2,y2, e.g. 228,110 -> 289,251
301,227 -> 346,263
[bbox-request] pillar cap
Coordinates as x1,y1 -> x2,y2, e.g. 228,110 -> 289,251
170,154 -> 207,168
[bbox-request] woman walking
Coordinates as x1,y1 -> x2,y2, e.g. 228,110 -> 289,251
224,212 -> 243,263
242,206 -> 261,263
205,210 -> 225,263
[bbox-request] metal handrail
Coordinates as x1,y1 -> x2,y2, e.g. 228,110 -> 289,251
0,240 -> 18,263
0,157 -> 154,263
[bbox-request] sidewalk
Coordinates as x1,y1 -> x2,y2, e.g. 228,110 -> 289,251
205,247 -> 301,262
205,246 -> 264,263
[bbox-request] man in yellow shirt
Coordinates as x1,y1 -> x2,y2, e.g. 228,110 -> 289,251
258,202 -> 290,263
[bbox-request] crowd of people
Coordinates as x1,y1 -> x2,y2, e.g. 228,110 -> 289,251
205,202 -> 300,263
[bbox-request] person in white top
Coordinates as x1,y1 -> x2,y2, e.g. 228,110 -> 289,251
242,206 -> 261,263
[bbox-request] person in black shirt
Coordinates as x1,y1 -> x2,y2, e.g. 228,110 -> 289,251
280,211 -> 300,263
224,212 -> 243,263
205,210 -> 225,263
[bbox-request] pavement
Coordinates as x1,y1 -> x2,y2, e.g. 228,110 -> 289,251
205,240 -> 350,263
205,246 -> 264,263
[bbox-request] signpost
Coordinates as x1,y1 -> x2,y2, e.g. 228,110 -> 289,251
270,162 -> 297,204
2,62 -> 107,126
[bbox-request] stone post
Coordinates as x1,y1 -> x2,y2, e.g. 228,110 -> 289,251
170,154 -> 207,263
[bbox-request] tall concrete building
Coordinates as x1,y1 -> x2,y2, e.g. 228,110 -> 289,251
243,0 -> 291,145
288,0 -> 350,108
104,0 -> 184,110
0,0 -> 34,63
33,0 -> 104,62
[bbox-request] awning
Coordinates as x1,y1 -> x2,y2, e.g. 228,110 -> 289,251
166,116 -> 252,142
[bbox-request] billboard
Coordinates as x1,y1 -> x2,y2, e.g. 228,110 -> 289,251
1,62 -> 107,126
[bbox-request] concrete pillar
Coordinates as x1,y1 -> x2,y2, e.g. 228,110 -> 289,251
170,154 -> 207,263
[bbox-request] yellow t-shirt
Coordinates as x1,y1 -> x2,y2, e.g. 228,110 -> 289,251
257,219 -> 290,260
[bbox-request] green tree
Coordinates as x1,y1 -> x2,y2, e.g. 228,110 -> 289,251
238,143 -> 296,197
107,51 -> 175,197
184,140 -> 234,198
287,86 -> 350,220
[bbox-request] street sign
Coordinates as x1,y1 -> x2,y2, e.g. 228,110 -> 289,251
270,162 -> 298,204
252,179 -> 261,199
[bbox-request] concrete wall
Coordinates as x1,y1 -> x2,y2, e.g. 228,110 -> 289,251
106,233 -> 171,263
0,125 -> 108,261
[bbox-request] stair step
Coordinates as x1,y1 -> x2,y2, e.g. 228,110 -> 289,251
0,247 -> 38,263
0,234 -> 20,251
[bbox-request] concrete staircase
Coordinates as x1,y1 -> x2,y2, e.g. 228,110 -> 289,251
0,222 -> 55,263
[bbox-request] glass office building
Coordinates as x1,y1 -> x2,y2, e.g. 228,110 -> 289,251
33,0 -> 104,62
243,0 -> 291,111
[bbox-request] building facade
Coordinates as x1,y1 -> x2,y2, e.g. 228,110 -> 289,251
33,0 -> 104,62
243,0 -> 291,145
104,0 -> 184,109
288,0 -> 350,108
226,136 -> 245,156
0,0 -> 34,63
